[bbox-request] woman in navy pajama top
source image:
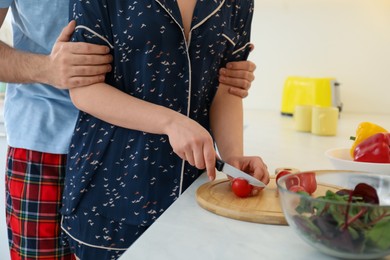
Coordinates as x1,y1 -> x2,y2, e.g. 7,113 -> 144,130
61,1 -> 269,259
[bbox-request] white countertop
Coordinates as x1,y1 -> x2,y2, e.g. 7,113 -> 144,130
120,109 -> 390,260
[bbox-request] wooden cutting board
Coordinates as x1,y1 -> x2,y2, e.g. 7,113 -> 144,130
196,177 -> 340,225
196,177 -> 288,225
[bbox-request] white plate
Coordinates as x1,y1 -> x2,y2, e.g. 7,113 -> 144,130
325,147 -> 390,174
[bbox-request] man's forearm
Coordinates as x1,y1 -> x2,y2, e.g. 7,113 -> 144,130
0,41 -> 48,84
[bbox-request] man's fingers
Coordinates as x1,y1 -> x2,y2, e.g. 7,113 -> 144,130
70,53 -> 113,66
66,42 -> 111,55
56,20 -> 76,43
220,68 -> 255,83
226,60 -> 256,72
55,22 -> 111,55
56,21 -> 111,55
67,74 -> 107,88
220,75 -> 251,89
70,64 -> 112,77
228,87 -> 248,98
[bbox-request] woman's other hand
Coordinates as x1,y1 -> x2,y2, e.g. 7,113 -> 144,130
226,155 -> 269,194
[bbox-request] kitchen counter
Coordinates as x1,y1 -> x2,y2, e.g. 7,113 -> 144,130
120,109 -> 390,260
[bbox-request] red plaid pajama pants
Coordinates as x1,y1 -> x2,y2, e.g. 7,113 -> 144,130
5,147 -> 75,260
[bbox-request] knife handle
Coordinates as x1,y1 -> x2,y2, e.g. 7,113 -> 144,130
215,158 -> 225,172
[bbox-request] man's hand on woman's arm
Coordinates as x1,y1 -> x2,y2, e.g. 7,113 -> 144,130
218,45 -> 257,98
219,60 -> 256,98
45,20 -> 112,89
0,17 -> 112,89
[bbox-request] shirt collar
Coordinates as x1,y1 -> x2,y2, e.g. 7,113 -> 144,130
155,0 -> 225,30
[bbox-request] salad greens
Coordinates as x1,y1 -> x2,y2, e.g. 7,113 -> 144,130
292,183 -> 390,254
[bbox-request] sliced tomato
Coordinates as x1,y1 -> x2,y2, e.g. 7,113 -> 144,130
299,171 -> 317,195
288,185 -> 307,193
276,170 -> 317,195
276,170 -> 299,189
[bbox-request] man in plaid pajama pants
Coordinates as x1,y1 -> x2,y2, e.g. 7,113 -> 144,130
0,1 -> 112,259
0,1 -> 257,259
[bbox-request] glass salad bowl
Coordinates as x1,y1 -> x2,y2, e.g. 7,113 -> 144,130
277,170 -> 390,259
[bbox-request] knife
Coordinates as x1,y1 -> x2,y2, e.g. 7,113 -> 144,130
215,158 -> 266,188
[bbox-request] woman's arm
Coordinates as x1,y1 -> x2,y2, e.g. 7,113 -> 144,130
70,83 -> 218,179
70,83 -> 180,134
210,85 -> 244,160
210,84 -> 269,187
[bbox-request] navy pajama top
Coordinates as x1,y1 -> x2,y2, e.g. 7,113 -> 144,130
61,0 -> 254,249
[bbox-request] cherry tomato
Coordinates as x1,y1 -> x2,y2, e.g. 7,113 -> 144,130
276,170 -> 317,195
288,185 -> 307,193
231,178 -> 253,198
276,170 -> 299,189
275,170 -> 290,182
299,171 -> 317,195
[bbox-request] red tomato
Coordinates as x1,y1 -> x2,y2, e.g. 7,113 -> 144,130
275,170 -> 291,182
276,170 -> 299,189
299,171 -> 317,195
231,178 -> 253,198
288,185 -> 307,193
276,170 -> 317,195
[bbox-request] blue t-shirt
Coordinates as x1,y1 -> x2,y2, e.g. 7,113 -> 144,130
0,0 -> 78,154
61,0 -> 253,248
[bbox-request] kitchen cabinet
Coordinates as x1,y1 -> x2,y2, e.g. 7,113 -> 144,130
120,109 -> 390,260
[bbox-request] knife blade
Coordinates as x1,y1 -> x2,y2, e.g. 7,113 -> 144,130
215,158 -> 266,188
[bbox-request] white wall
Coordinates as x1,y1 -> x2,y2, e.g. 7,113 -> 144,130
247,0 -> 390,114
2,2 -> 390,114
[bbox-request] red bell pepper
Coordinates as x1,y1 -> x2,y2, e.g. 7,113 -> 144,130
353,132 -> 390,163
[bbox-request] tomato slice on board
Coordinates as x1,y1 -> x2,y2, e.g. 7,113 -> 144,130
299,171 -> 317,194
276,170 -> 317,195
288,185 -> 307,193
276,170 -> 299,189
